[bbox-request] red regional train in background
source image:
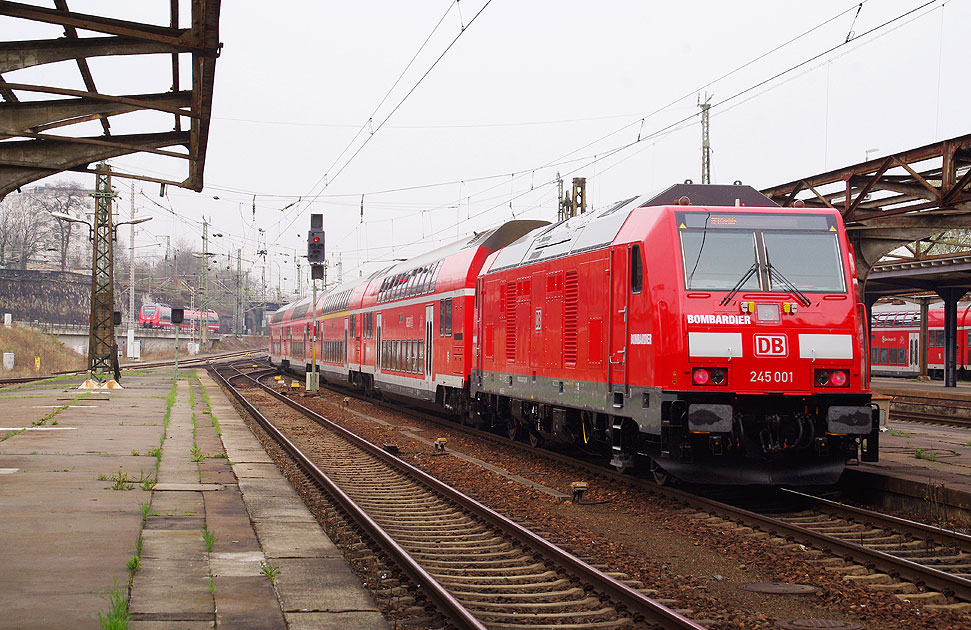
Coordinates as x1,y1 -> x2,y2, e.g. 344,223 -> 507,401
138,303 -> 219,333
270,184 -> 879,485
869,305 -> 971,378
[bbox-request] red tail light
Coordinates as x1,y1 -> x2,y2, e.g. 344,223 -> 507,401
692,367 -> 727,386
815,369 -> 849,388
692,368 -> 709,385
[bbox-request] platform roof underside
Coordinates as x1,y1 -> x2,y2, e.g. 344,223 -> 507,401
0,0 -> 221,199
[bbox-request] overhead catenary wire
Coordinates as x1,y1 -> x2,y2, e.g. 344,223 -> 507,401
328,0 -> 948,282
272,0 -> 495,248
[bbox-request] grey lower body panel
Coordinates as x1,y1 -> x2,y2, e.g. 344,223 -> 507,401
471,369 -> 662,434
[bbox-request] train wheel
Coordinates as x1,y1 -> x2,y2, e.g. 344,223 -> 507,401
650,459 -> 670,486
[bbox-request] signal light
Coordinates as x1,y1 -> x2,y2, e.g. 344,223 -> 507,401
814,369 -> 849,388
692,367 -> 728,386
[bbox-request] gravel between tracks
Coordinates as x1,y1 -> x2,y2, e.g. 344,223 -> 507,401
238,379 -> 969,630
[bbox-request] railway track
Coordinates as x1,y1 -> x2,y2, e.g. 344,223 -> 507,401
0,348 -> 263,386
290,369 -> 971,613
210,362 -> 706,630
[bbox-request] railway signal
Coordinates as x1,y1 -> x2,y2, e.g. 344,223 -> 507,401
308,213 -> 325,264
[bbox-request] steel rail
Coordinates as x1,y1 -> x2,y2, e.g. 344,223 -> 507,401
780,487 -> 971,547
661,485 -> 971,602
299,370 -> 971,604
209,364 -> 488,630
220,364 -> 707,630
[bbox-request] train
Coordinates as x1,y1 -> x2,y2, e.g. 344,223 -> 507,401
138,303 -> 220,333
269,184 -> 879,485
869,304 -> 971,378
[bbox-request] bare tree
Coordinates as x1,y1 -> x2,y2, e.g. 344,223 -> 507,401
0,193 -> 55,269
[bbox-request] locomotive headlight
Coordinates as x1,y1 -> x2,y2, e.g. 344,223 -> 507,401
814,369 -> 849,388
692,367 -> 728,386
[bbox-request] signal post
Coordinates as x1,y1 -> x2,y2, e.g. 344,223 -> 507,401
307,214 -> 325,391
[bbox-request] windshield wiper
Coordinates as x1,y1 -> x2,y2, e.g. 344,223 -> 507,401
765,250 -> 811,306
719,262 -> 759,306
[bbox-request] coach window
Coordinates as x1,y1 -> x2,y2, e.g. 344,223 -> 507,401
349,314 -> 356,339
444,298 -> 452,336
879,347 -> 889,364
630,245 -> 643,293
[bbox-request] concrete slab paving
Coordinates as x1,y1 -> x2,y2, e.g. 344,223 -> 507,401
0,367 -> 391,630
258,519 -> 342,558
271,557 -> 378,612
286,611 -> 394,630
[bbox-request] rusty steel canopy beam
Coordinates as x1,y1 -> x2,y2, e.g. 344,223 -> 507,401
0,90 -> 191,134
0,131 -> 189,198
0,36 -> 181,74
762,134 -> 971,216
0,1 -> 220,198
0,1 -> 196,47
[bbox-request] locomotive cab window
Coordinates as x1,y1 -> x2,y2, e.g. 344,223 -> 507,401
679,212 -> 846,293
630,244 -> 643,293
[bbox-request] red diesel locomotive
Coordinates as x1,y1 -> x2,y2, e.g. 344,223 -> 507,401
270,184 -> 879,485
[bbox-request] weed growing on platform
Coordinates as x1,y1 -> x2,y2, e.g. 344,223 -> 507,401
126,555 -> 141,572
139,503 -> 150,520
259,561 -> 280,583
100,469 -> 133,490
139,473 -> 157,491
131,450 -> 139,457
96,578 -> 129,630
202,527 -> 215,552
889,429 -> 912,438
914,448 -> 937,461
208,575 -> 215,596
29,451 -> 37,455
1,428 -> 25,441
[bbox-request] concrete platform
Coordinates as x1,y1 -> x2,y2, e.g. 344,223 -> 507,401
872,376 -> 971,401
842,414 -> 971,526
0,368 -> 388,630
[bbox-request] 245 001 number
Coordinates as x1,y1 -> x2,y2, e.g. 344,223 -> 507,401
749,370 -> 793,384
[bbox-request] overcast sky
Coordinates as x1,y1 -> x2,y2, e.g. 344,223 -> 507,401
4,0 -> 968,297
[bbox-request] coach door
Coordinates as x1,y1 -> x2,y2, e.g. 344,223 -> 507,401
376,314 -> 382,374
608,246 -> 630,405
424,304 -> 434,385
344,317 -> 349,367
909,332 -> 919,372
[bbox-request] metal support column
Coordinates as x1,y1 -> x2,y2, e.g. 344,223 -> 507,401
87,163 -> 117,377
937,289 -> 966,387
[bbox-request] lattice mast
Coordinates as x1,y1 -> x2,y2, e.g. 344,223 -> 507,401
87,164 -> 117,375
699,93 -> 712,184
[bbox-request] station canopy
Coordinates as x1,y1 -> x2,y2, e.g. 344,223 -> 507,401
0,1 -> 221,199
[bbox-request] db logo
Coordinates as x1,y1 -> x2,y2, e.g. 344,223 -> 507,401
754,335 -> 788,357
